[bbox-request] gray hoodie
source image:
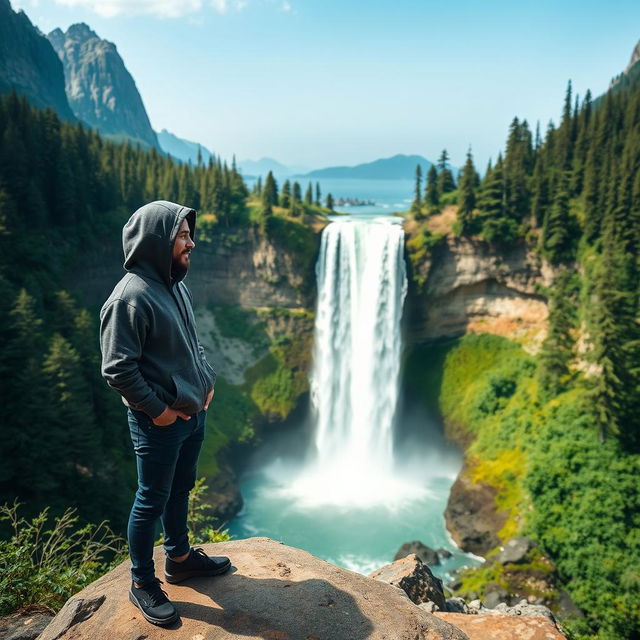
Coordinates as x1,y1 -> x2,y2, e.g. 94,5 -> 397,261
99,200 -> 216,418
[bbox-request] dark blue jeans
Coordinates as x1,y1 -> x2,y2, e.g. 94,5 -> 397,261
127,407 -> 206,585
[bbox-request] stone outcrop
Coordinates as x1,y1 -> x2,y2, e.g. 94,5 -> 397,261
433,611 -> 566,640
444,461 -> 508,556
0,0 -> 74,120
47,23 -> 158,149
369,553 -> 447,611
0,605 -> 54,640
394,540 -> 440,565
406,235 -> 551,347
38,537 -> 469,640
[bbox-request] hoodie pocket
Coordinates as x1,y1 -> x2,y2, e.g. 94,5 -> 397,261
170,366 -> 202,410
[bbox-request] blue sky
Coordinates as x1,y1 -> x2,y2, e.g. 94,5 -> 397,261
13,0 -> 640,170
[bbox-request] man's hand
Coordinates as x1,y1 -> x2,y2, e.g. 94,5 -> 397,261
152,406 -> 190,426
204,388 -> 215,411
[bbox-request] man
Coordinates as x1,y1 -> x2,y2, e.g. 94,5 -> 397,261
100,200 -> 231,627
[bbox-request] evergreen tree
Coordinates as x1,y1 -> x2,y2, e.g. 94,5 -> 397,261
292,181 -> 302,203
424,164 -> 439,212
436,149 -> 456,194
411,164 -> 423,216
540,171 -> 573,263
281,179 -> 291,208
325,193 -> 334,211
304,182 -> 313,205
315,182 -> 321,206
537,268 -> 577,399
457,148 -> 478,233
262,171 -> 278,210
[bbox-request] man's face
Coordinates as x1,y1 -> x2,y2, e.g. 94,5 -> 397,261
172,218 -> 195,271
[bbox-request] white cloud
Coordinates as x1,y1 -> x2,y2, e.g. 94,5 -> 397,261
210,0 -> 246,13
52,0 -> 288,18
54,0 -> 203,18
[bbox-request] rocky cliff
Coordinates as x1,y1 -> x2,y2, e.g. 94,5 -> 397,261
0,0 -> 75,120
47,23 -> 158,149
405,233 -> 551,348
36,538 -> 568,640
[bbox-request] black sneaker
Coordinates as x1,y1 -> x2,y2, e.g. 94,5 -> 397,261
128,578 -> 179,626
165,546 -> 231,584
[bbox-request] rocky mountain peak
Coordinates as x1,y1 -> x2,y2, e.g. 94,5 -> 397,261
47,23 -> 158,149
626,39 -> 640,74
65,22 -> 98,42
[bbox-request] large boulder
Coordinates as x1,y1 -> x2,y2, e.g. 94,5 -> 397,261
394,541 -> 440,566
434,612 -> 567,640
444,461 -> 508,555
39,537 -> 468,640
368,553 -> 447,611
0,605 -> 53,640
494,537 -> 535,565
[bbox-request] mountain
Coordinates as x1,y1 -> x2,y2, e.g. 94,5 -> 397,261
0,0 -> 74,120
625,39 -> 640,74
238,157 -> 296,178
300,154 -> 433,180
157,128 -> 214,164
47,23 -> 158,149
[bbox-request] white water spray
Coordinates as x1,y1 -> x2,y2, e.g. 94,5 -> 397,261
281,216 -> 429,510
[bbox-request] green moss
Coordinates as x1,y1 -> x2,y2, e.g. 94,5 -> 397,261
199,376 -> 258,477
243,329 -> 313,421
209,304 -> 269,352
405,226 -> 444,290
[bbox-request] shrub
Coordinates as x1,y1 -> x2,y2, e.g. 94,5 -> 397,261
0,502 -> 126,615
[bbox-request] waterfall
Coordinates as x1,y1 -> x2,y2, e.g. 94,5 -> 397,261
283,216 -> 425,510
310,217 -> 407,472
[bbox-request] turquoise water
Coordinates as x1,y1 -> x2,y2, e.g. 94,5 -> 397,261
226,395 -> 483,581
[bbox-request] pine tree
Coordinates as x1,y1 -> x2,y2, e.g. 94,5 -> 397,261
315,182 -> 321,206
436,149 -> 455,194
457,148 -> 478,233
411,164 -> 423,216
304,182 -> 313,205
281,179 -> 291,208
537,268 -> 577,399
424,164 -> 439,212
325,193 -> 334,211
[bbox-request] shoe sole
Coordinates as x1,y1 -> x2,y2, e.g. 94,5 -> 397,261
164,559 -> 232,584
128,590 -> 179,626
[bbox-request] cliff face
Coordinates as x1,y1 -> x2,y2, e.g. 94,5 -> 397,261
76,226 -> 315,311
406,235 -> 552,348
47,23 -> 158,149
0,0 -> 75,120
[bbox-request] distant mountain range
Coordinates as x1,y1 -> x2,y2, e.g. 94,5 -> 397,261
299,154 -> 434,180
237,157 -> 311,179
156,129 -> 214,164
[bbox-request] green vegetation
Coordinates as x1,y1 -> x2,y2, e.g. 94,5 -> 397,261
0,502 -> 126,615
244,311 -> 314,421
0,92 -> 322,540
433,334 -> 640,639
404,226 -> 444,291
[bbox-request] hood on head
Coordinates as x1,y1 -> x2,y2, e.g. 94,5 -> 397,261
122,200 -> 196,286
